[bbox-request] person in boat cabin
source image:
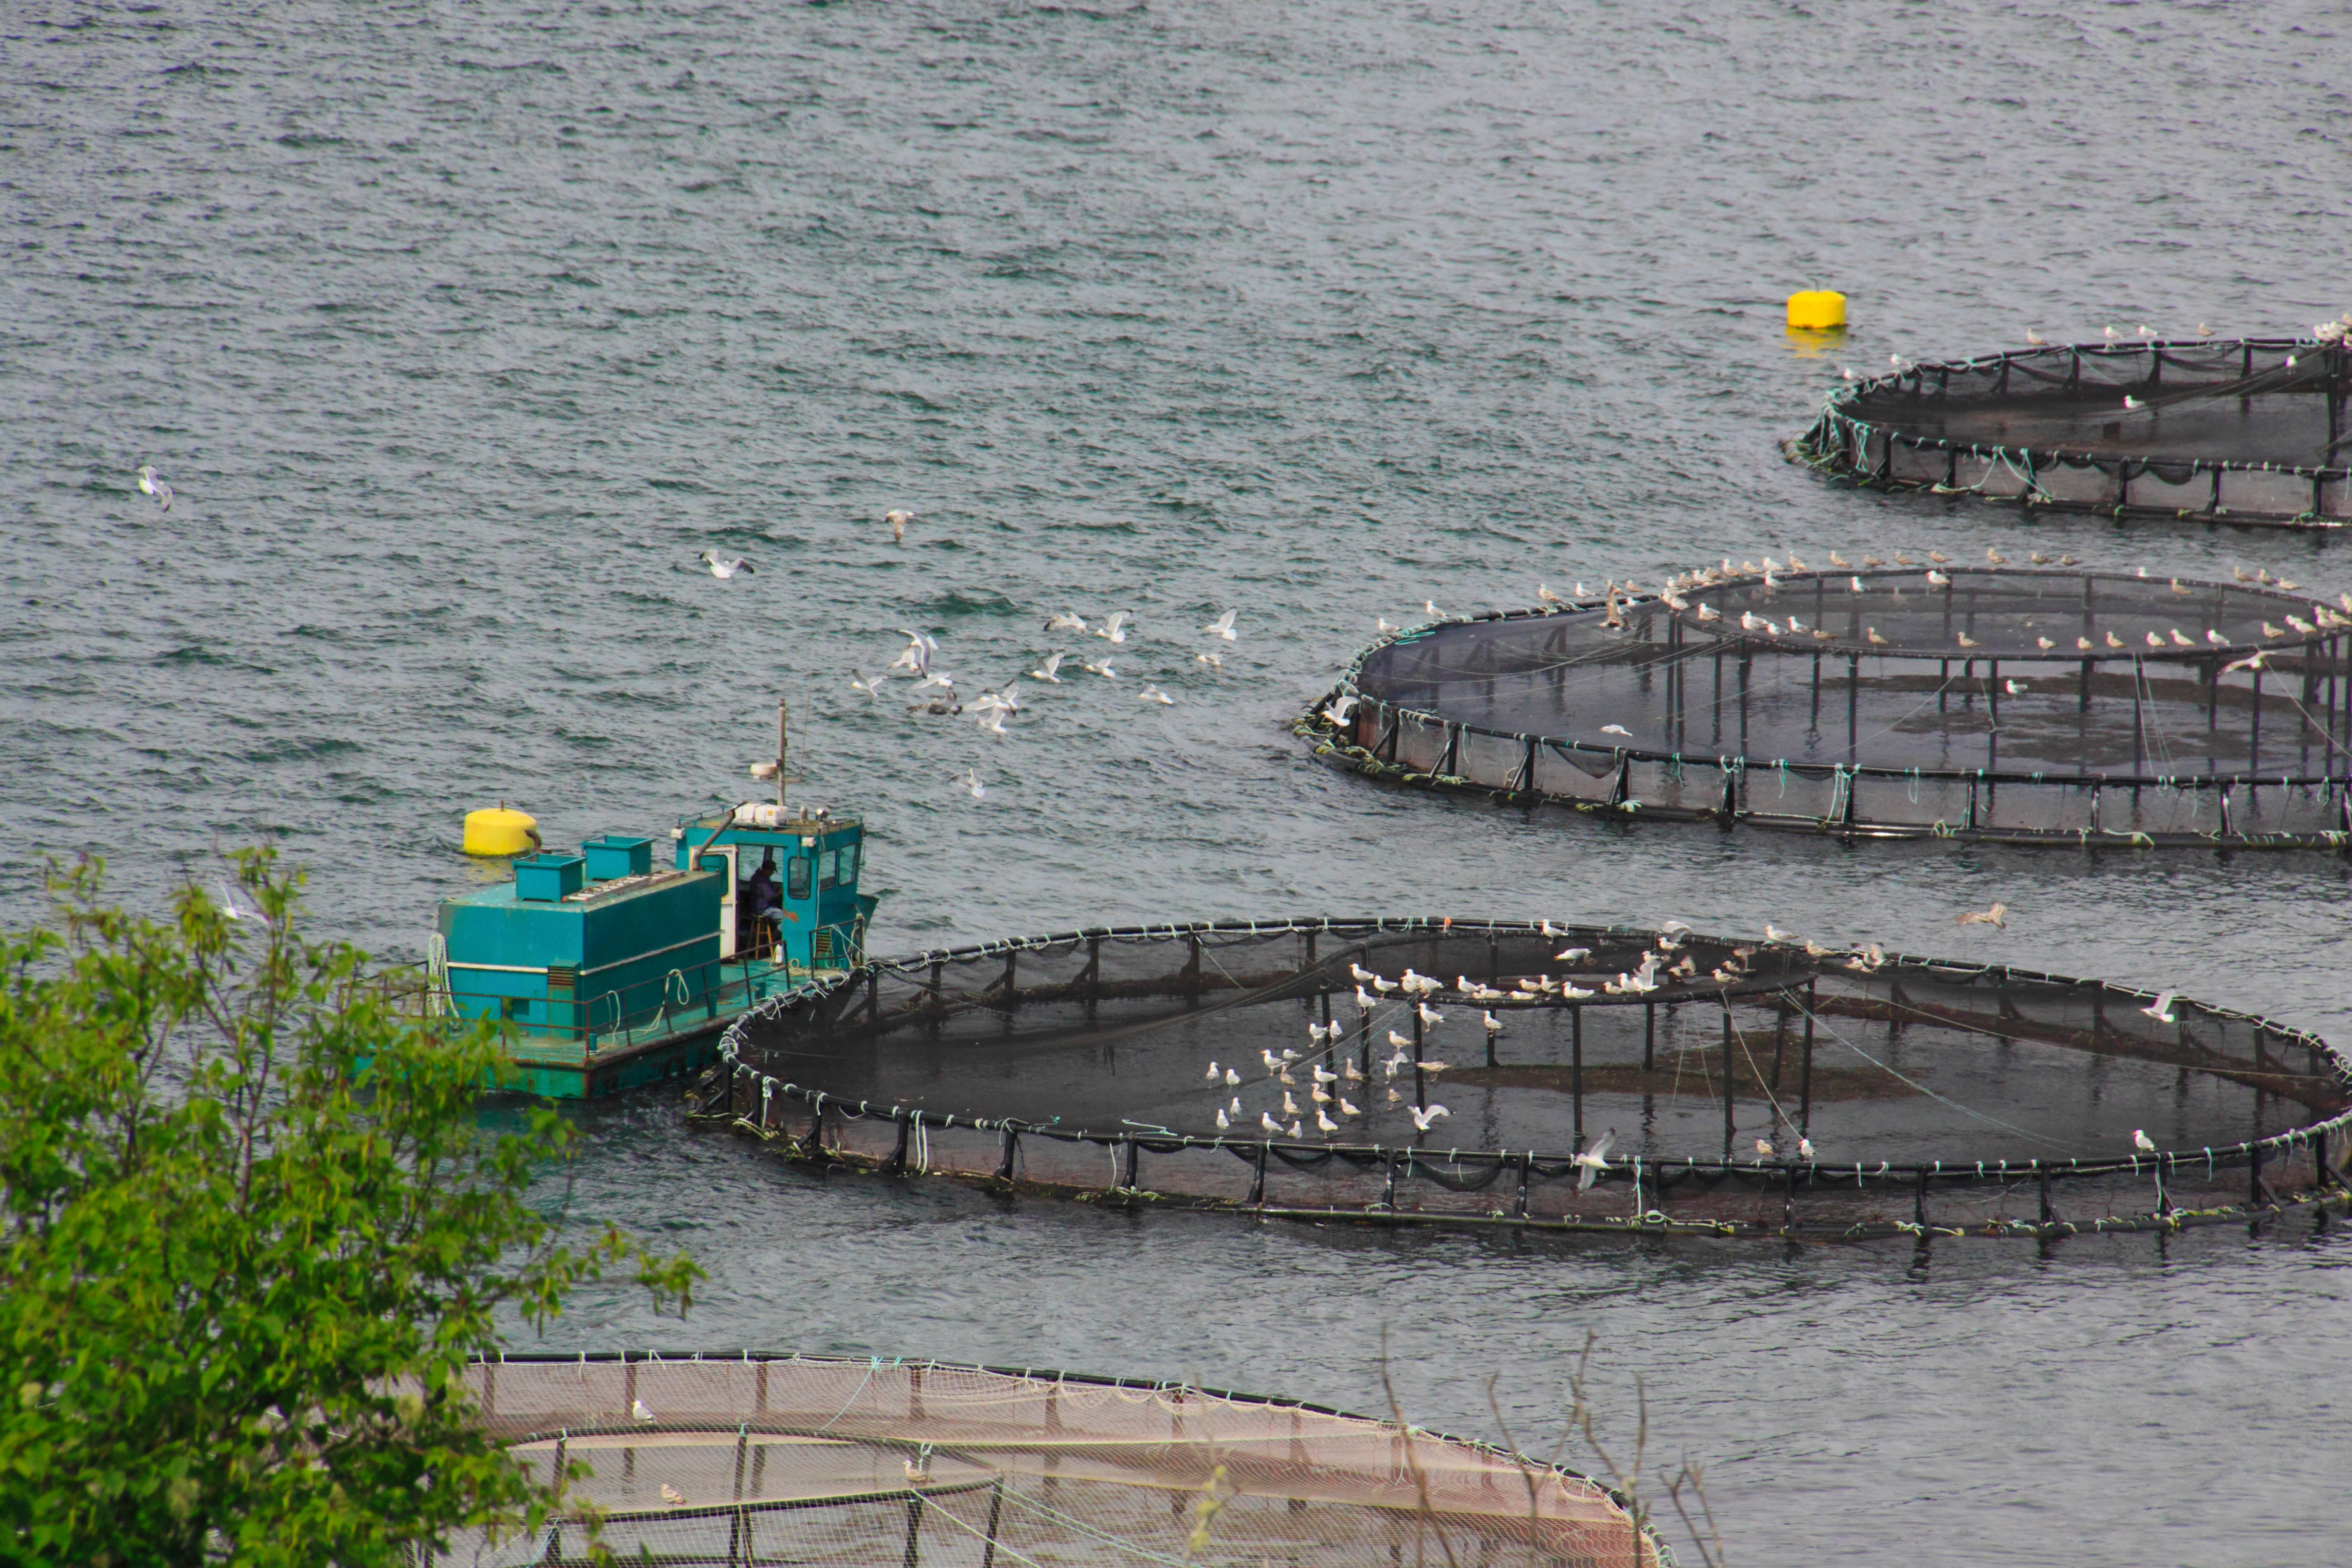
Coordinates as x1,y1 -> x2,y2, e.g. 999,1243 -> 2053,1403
742,852 -> 783,956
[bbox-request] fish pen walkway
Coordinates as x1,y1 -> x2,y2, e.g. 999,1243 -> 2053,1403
427,1352 -> 1660,1567
698,919 -> 2351,1243
1299,569 -> 2352,847
1790,335 -> 2352,527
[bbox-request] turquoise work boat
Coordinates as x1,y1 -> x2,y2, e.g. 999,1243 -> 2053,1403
424,702 -> 877,1099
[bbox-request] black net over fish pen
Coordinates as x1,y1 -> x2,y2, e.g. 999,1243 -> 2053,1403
703,919 -> 2351,1243
429,1352 -> 1660,1567
1299,569 -> 2352,846
1791,336 -> 2352,527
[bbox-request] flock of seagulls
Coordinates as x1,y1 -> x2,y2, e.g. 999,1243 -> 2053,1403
828,599 -> 1248,800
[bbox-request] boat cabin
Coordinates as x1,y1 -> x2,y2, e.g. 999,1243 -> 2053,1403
669,802 -> 877,975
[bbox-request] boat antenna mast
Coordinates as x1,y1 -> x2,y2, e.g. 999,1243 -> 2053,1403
749,696 -> 792,811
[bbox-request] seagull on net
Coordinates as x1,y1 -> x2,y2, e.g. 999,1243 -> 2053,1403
1798,1136 -> 1816,1160
1260,1112 -> 1282,1135
1764,923 -> 1795,942
2132,1128 -> 2158,1153
1337,1095 -> 1360,1117
1600,723 -> 1631,737
1354,985 -> 1375,1012
1537,583 -> 1565,605
1423,599 -> 1443,617
1408,1104 -> 1451,1132
1224,1067 -> 1241,1086
1312,1063 -> 1338,1085
1315,1108 -> 1340,1134
1282,1091 -> 1299,1117
1377,616 -> 1399,633
2005,678 -> 2030,695
1095,612 -> 1130,644
699,550 -> 755,579
1044,610 -> 1088,633
1753,1138 -> 1775,1160
1261,1049 -> 1284,1071
2142,989 -> 2179,1023
886,509 -> 914,543
1201,608 -> 1238,641
633,1399 -> 656,1424
2122,395 -> 2145,411
1570,1129 -> 1616,1191
1206,1061 -> 1225,1082
1386,1030 -> 1413,1051
1229,1096 -> 1243,1116
1031,652 -> 1066,683
136,465 -> 174,511
1216,1108 -> 1231,1129
1956,901 -> 2006,928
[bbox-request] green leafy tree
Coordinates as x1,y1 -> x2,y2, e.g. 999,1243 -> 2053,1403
0,851 -> 698,1566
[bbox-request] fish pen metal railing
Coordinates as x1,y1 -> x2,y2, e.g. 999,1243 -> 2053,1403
700,919 -> 2351,1243
1789,335 -> 2352,527
1297,568 -> 2352,847
423,1351 -> 1660,1567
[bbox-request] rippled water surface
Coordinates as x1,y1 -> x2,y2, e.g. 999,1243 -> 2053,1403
7,3 -> 2352,1562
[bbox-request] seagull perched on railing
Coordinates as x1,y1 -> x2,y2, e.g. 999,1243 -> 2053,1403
2133,1128 -> 2158,1153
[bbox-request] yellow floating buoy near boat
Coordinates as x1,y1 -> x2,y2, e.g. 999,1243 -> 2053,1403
463,805 -> 541,857
1787,289 -> 1847,330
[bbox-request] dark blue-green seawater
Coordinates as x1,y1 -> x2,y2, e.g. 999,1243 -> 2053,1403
6,4 -> 2349,1561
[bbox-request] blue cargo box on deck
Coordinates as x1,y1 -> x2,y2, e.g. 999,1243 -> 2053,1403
439,866 -> 723,1039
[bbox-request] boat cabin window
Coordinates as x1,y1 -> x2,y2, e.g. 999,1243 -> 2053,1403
839,839 -> 859,882
787,854 -> 811,900
819,848 -> 839,891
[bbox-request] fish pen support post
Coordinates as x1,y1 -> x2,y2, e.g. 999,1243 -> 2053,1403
1915,1167 -> 1930,1229
2131,658 -> 2144,776
2251,666 -> 2263,772
1847,654 -> 1860,760
1720,1001 -> 1736,1143
1644,1000 -> 1656,1071
902,1493 -> 924,1568
1799,982 -> 1816,1133
1358,999 -> 1372,1085
1771,995 -> 1787,1090
996,1126 -> 1018,1182
1571,1004 -> 1584,1146
929,961 -> 944,1037
1412,1007 -> 1427,1109
1122,1136 -> 1141,1192
2038,1165 -> 2053,1225
978,1479 -> 1006,1568
2250,1137 -> 2264,1209
1738,651 -> 1752,756
1247,1142 -> 1268,1206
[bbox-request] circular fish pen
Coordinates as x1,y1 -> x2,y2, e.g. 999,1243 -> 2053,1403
703,919 -> 2351,1243
1298,568 -> 2352,846
433,1352 -> 1660,1567
1789,336 -> 2352,527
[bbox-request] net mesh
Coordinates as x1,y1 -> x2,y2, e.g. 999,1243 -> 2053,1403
707,920 -> 2352,1243
1791,336 -> 2352,526
427,1354 -> 1658,1567
1299,569 -> 2352,845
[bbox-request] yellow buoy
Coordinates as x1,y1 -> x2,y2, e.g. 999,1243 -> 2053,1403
463,805 -> 541,857
1787,289 -> 1847,331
